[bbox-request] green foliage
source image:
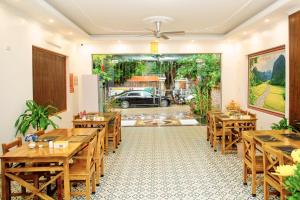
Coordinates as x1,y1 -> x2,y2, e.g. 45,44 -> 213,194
176,56 -> 199,80
91,54 -> 220,91
270,55 -> 286,86
192,84 -> 210,117
177,54 -> 221,116
92,67 -> 112,82
92,55 -> 112,82
176,54 -> 221,84
15,100 -> 61,136
104,98 -> 118,112
135,62 -> 146,76
271,117 -> 296,131
285,163 -> 300,200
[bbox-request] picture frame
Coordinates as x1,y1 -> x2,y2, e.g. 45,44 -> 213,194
248,45 -> 286,117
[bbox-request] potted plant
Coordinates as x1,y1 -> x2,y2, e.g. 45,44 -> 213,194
15,100 -> 61,137
271,117 -> 297,132
176,54 -> 221,125
275,149 -> 300,199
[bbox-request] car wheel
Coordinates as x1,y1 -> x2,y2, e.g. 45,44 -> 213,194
121,101 -> 130,109
160,100 -> 169,107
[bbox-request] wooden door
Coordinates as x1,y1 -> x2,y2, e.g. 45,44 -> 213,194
289,11 -> 300,129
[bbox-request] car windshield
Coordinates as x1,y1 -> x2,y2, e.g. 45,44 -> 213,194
127,92 -> 141,96
141,91 -> 153,97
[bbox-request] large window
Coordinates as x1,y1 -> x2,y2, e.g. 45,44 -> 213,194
32,46 -> 67,112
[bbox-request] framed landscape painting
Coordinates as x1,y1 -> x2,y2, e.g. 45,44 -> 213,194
248,45 -> 286,116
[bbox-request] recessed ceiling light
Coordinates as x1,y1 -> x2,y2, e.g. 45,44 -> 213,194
48,19 -> 54,23
243,31 -> 248,35
264,19 -> 270,23
68,32 -> 73,35
191,40 -> 195,43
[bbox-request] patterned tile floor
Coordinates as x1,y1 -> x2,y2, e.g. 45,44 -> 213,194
6,125 -> 279,200
73,126 -> 278,200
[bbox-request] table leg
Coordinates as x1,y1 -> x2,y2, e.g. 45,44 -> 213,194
222,122 -> 226,155
93,130 -> 100,186
105,122 -> 109,155
1,160 -> 8,200
63,159 -> 70,200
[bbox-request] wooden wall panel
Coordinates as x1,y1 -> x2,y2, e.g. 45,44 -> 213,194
289,11 -> 300,128
32,46 -> 66,112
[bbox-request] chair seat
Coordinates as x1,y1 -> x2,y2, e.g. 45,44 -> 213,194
69,161 -> 94,176
214,129 -> 231,137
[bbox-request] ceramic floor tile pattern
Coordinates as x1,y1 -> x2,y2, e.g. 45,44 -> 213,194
7,126 -> 279,200
72,126 -> 278,200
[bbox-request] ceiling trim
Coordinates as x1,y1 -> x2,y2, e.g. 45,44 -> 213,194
225,0 -> 291,38
37,0 -> 89,37
89,34 -> 224,41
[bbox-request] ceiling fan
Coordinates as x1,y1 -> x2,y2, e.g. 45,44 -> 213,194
145,21 -> 185,40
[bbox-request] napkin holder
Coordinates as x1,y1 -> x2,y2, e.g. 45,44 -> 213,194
54,141 -> 69,149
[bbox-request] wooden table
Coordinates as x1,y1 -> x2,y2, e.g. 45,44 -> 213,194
1,128 -> 97,200
242,130 -> 300,198
252,130 -> 300,159
72,112 -> 117,155
215,114 -> 257,154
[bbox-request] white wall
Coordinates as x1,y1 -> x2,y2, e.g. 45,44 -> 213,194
0,2 -> 78,145
228,17 -> 289,129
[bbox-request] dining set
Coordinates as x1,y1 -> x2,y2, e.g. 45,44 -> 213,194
206,109 -> 257,154
206,104 -> 300,199
242,129 -> 300,199
1,111 -> 121,200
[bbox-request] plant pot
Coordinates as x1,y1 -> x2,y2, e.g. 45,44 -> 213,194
24,133 -> 38,142
194,114 -> 207,125
200,115 -> 207,125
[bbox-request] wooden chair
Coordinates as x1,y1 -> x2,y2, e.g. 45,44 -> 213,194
108,114 -> 120,153
210,114 -> 231,152
206,111 -> 222,142
74,128 -> 105,186
117,112 -> 122,144
263,145 -> 287,200
33,130 -> 64,198
2,137 -> 39,200
69,136 -> 97,200
242,133 -> 264,197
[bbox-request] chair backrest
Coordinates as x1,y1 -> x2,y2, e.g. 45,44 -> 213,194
2,137 -> 22,154
99,129 -> 105,158
113,114 -> 120,135
242,133 -> 256,165
117,112 -> 121,130
86,136 -> 98,172
211,114 -> 218,134
96,128 -> 105,157
263,145 -> 286,188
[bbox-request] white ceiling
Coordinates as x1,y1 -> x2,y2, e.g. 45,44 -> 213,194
44,0 -> 277,36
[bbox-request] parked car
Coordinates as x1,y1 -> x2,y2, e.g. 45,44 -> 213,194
112,90 -> 171,109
